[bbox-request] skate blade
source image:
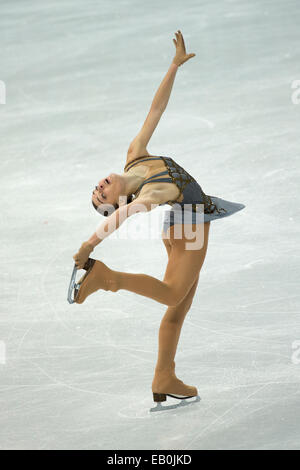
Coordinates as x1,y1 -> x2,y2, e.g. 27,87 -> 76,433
150,395 -> 201,413
67,264 -> 79,304
67,259 -> 95,304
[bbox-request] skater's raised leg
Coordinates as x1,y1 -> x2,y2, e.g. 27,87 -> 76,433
75,222 -> 210,307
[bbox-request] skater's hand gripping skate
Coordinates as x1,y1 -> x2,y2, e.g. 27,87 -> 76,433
73,241 -> 94,269
172,30 -> 195,67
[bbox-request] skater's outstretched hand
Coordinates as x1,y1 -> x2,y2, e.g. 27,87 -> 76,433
73,241 -> 94,269
172,30 -> 195,67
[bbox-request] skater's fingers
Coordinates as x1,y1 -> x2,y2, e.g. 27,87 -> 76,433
73,256 -> 81,268
72,242 -> 93,270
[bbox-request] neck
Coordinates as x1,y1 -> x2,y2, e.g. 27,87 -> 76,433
121,172 -> 144,197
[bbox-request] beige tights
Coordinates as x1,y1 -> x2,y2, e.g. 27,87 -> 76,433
76,223 -> 211,395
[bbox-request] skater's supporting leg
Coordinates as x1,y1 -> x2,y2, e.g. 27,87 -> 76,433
151,222 -> 210,396
154,274 -> 199,374
151,276 -> 200,396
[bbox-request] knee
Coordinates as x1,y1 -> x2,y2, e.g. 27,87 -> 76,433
165,279 -> 199,308
166,287 -> 186,307
161,317 -> 182,330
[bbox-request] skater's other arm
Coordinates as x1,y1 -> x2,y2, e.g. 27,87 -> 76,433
73,194 -> 162,269
91,194 -> 162,244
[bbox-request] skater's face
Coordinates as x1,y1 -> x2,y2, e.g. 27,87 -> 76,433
92,173 -> 122,212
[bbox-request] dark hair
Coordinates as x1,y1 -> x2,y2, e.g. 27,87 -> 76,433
92,194 -> 134,217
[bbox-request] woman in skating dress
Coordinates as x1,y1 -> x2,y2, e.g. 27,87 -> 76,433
72,31 -> 245,405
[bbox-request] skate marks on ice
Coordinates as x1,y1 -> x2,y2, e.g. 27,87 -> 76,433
117,395 -> 201,418
167,112 -> 215,130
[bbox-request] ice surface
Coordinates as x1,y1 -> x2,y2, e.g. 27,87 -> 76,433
1,0 -> 300,450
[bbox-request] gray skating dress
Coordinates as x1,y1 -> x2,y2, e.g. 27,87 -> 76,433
124,155 -> 245,233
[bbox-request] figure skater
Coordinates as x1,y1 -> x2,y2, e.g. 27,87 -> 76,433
72,30 -> 245,405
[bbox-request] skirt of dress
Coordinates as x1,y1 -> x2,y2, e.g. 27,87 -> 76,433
162,195 -> 245,234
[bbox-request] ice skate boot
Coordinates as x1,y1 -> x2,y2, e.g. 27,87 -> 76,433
150,370 -> 200,412
74,258 -> 118,304
68,258 -> 96,304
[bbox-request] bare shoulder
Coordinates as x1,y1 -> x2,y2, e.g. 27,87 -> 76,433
125,138 -> 152,168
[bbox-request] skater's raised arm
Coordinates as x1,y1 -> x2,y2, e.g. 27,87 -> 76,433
126,31 -> 195,159
73,194 -> 162,269
148,30 -> 195,112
